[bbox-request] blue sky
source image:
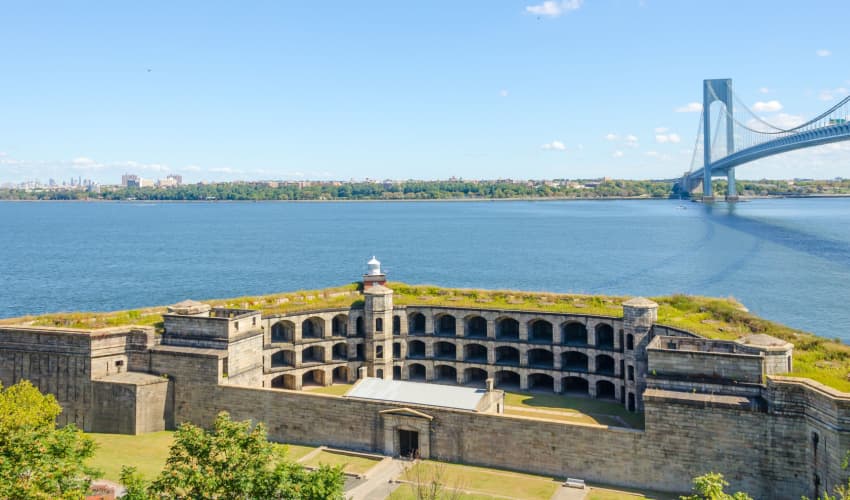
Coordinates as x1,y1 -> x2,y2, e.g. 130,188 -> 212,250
1,0 -> 849,183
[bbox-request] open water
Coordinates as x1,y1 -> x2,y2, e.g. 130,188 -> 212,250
1,198 -> 849,340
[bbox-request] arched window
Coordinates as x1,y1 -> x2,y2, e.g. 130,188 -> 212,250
376,317 -> 384,332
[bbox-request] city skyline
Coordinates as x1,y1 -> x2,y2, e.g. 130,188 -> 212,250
2,1 -> 849,183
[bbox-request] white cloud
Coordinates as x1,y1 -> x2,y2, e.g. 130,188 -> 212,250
184,165 -> 202,172
654,127 -> 668,133
675,102 -> 703,113
655,133 -> 681,144
612,150 -> 624,158
72,157 -> 96,166
525,0 -> 582,17
541,140 -> 567,151
209,167 -> 243,174
625,134 -> 639,147
499,89 -> 509,97
752,100 -> 783,112
604,133 -> 618,141
817,49 -> 832,57
645,151 -> 660,157
818,87 -> 848,101
759,87 -> 770,94
746,113 -> 805,132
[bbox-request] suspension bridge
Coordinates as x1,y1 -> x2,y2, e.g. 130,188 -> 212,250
677,78 -> 850,201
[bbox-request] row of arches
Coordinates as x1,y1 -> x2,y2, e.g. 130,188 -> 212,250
271,314 -> 405,342
270,366 -> 350,390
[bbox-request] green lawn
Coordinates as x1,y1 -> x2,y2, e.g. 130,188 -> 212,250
399,461 -> 559,500
504,391 -> 645,429
302,450 -> 381,475
88,431 -> 174,482
303,383 -> 354,396
389,484 -> 504,500
280,443 -> 317,461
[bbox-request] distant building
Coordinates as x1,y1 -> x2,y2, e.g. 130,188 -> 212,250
138,178 -> 155,188
167,174 -> 183,185
121,174 -> 139,187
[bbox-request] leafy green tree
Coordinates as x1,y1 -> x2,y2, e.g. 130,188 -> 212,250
0,380 -> 99,500
680,472 -> 752,500
126,411 -> 344,499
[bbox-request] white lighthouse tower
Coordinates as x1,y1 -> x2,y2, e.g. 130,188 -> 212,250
363,256 -> 387,289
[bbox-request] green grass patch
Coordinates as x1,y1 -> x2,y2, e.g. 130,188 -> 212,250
302,450 -> 380,475
389,484 -> 503,500
5,283 -> 850,392
280,443 -> 317,462
399,461 -> 559,500
504,392 -> 644,429
302,383 -> 353,396
88,431 -> 174,482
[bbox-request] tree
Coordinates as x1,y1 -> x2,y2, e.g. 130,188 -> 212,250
0,380 -> 99,499
406,461 -> 465,500
680,472 -> 752,500
124,411 -> 344,499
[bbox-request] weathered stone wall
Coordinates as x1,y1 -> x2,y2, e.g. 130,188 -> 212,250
648,345 -> 764,383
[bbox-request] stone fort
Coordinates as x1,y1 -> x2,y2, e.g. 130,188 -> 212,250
0,257 -> 848,499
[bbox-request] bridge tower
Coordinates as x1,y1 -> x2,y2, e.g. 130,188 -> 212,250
703,79 -> 737,202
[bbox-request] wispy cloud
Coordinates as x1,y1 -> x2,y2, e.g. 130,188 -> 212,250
604,133 -> 618,141
818,87 -> 849,101
209,167 -> 244,174
525,0 -> 582,17
752,100 -> 783,112
758,87 -> 770,94
541,140 -> 567,151
816,49 -> 832,57
675,102 -> 703,113
655,133 -> 681,144
624,134 -> 639,148
612,151 -> 624,158
499,89 -> 509,98
654,127 -> 668,133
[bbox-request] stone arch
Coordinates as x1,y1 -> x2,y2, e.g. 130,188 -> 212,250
393,315 -> 401,335
561,351 -> 588,372
302,369 -> 325,387
595,323 -> 614,349
561,322 -> 587,346
464,343 -> 488,363
495,346 -> 520,365
302,345 -> 325,364
408,340 -> 426,358
595,354 -> 615,375
433,341 -> 457,360
496,317 -> 519,340
271,374 -> 297,390
434,364 -> 457,383
435,314 -> 456,336
331,342 -> 348,361
409,313 -> 426,334
393,341 -> 401,358
271,320 -> 295,342
302,317 -> 324,339
626,333 -> 634,350
596,380 -> 616,399
332,314 -> 348,336
528,373 -> 555,392
393,365 -> 402,380
495,370 -> 520,389
465,315 -> 487,338
333,366 -> 349,384
561,376 -> 589,395
464,367 -> 488,386
527,348 -> 554,368
408,363 -> 426,381
376,317 -> 384,332
529,319 -> 553,343
356,316 -> 365,337
271,350 -> 295,368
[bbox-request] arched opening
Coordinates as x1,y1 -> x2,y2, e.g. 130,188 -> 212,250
626,334 -> 634,350
596,380 -> 616,400
332,314 -> 348,337
595,354 -> 615,375
561,376 -> 589,395
628,365 -> 634,381
435,314 -> 456,336
356,316 -> 365,337
376,369 -> 384,379
528,373 -> 554,392
434,341 -> 457,360
302,317 -> 324,339
408,340 -> 426,358
271,320 -> 295,343
495,370 -> 520,389
271,374 -> 298,390
495,346 -> 520,365
529,320 -> 553,343
465,316 -> 487,338
376,317 -> 383,332
527,348 -> 554,368
271,350 -> 295,368
302,345 -> 325,364
393,365 -> 401,380
464,367 -> 488,386
355,343 -> 365,360
464,343 -> 487,363
332,343 -> 347,361
628,392 -> 636,411
408,363 -> 426,381
302,369 -> 325,388
595,323 -> 614,350
562,322 -> 587,346
393,315 -> 401,335
376,345 -> 384,359
333,366 -> 349,384
393,342 -> 401,358
561,351 -> 588,372
409,313 -> 426,334
496,318 -> 519,340
435,365 -> 457,383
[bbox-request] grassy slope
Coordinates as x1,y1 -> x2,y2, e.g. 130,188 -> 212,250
398,461 -> 560,500
3,282 -> 848,391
